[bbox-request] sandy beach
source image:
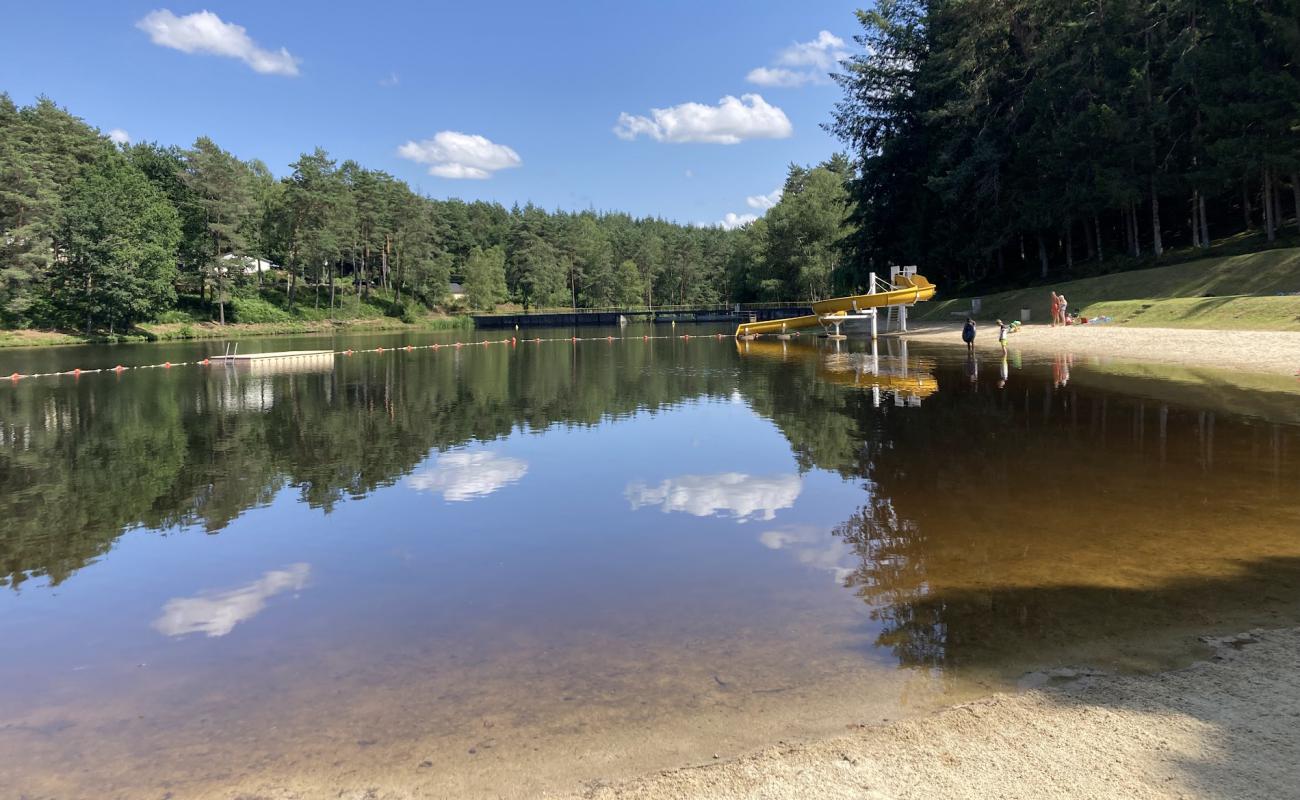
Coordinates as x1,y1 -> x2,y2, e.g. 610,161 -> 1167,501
562,627 -> 1300,800
902,322 -> 1300,376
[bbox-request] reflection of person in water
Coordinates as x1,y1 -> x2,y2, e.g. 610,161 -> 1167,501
998,352 -> 1009,388
962,318 -> 976,353
1053,354 -> 1072,388
966,352 -> 979,387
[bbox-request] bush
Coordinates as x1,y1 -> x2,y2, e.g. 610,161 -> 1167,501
155,308 -> 202,324
229,296 -> 293,324
387,300 -> 419,324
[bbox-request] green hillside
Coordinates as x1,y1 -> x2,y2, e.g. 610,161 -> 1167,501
918,248 -> 1300,331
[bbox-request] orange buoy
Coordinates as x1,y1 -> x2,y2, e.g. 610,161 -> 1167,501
163,362 -> 172,368
511,337 -> 517,346
405,345 -> 413,351
8,372 -> 20,381
113,365 -> 126,372
72,368 -> 82,376
376,346 -> 384,353
200,358 -> 210,365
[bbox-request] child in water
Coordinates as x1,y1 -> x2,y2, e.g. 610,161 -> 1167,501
962,317 -> 976,352
997,319 -> 1009,351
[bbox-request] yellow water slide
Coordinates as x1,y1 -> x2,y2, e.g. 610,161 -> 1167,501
734,273 -> 937,337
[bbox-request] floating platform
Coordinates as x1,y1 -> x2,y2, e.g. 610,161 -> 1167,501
209,349 -> 333,362
209,350 -> 335,375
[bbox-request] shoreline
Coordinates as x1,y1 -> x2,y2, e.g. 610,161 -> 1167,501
563,627 -> 1300,799
903,322 -> 1300,376
0,315 -> 472,349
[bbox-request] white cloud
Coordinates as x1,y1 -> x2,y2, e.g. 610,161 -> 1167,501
626,472 -> 802,522
153,564 -> 310,638
136,10 -> 300,77
107,128 -> 131,145
397,131 -> 522,180
745,67 -> 816,88
759,525 -> 856,583
720,212 -> 759,230
746,187 -> 783,210
778,30 -> 849,69
747,30 -> 849,88
408,451 -> 528,501
614,94 -> 792,145
380,72 -> 399,87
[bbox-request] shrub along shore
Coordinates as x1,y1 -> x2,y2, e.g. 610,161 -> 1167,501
0,310 -> 471,349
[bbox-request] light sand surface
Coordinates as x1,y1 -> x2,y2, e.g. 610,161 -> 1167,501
561,628 -> 1300,800
903,323 -> 1300,376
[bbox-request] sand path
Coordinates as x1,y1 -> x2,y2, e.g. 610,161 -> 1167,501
902,323 -> 1300,376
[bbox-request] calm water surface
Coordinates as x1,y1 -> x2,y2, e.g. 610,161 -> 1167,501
1,326 -> 1298,799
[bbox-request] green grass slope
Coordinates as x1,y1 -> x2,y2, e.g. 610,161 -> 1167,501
918,247 -> 1300,331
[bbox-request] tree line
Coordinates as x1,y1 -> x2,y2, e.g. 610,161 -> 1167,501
829,0 -> 1300,289
0,94 -> 861,332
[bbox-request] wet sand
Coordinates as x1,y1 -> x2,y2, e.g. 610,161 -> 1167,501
564,627 -> 1300,800
903,322 -> 1300,375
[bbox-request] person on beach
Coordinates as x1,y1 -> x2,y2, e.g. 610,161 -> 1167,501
997,319 -> 1009,352
1058,294 -> 1069,325
962,317 -> 976,352
1050,292 -> 1060,327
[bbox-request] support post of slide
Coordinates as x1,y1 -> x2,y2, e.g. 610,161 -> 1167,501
869,272 -> 879,339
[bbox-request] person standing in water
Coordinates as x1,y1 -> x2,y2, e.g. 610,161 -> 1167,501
962,317 -> 977,352
997,319 -> 1009,352
1050,292 -> 1060,327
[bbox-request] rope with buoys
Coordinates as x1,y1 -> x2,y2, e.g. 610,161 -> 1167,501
0,331 -> 725,384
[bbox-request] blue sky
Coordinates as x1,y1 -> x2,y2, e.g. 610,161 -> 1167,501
0,2 -> 864,227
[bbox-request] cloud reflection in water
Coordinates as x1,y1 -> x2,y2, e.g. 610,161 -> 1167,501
759,525 -> 856,583
625,473 -> 802,522
407,451 -> 529,502
153,563 -> 310,638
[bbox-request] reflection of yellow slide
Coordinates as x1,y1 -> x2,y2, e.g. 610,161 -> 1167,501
735,338 -> 940,399
735,273 -> 937,337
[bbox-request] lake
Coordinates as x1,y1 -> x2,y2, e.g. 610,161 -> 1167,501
2,325 -> 1298,799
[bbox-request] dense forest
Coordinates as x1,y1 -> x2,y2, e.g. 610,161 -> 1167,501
4,1 -> 1299,330
0,94 -> 852,332
829,0 -> 1300,289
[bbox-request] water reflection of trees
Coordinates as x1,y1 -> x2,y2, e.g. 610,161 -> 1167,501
831,379 -> 1300,673
1,340 -> 739,588
4,333 -> 1298,665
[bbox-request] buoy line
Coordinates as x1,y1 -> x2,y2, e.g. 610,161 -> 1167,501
3,333 -> 731,384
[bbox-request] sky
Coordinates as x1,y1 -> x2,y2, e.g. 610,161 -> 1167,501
0,2 -> 864,228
